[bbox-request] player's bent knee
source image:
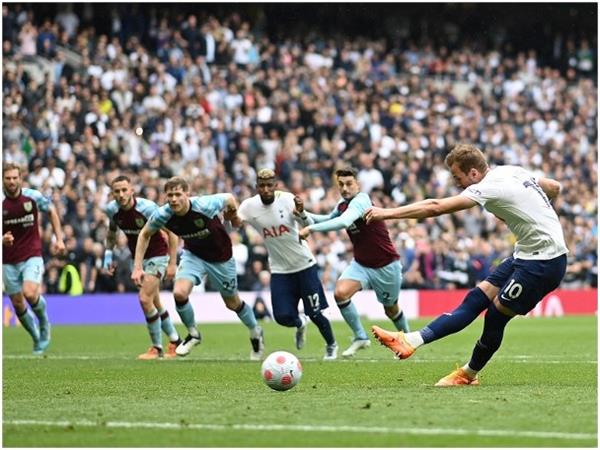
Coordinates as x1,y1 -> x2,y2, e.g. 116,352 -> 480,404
10,295 -> 27,311
334,289 -> 351,303
173,290 -> 188,304
273,314 -> 295,327
222,296 -> 241,311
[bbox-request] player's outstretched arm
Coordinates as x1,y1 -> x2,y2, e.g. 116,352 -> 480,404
48,204 -> 66,255
132,223 -> 156,286
537,177 -> 562,200
366,195 -> 477,222
299,204 -> 361,239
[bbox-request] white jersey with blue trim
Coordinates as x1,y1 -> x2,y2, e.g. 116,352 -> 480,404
239,191 -> 315,274
461,165 -> 568,260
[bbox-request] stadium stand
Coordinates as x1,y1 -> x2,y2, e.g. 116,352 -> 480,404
2,4 -> 597,293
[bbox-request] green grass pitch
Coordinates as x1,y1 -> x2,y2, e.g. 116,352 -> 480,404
2,316 -> 597,447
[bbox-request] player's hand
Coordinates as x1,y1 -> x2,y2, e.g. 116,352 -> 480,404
223,205 -> 237,221
3,231 -> 14,247
165,262 -> 176,281
365,207 -> 386,224
54,239 -> 66,256
131,267 -> 145,287
293,196 -> 304,215
299,226 -> 311,240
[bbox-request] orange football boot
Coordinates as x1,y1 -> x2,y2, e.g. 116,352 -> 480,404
371,325 -> 415,359
434,367 -> 480,387
137,346 -> 163,360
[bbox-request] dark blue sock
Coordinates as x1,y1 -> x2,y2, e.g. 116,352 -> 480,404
309,312 -> 336,346
468,303 -> 513,371
420,287 -> 490,344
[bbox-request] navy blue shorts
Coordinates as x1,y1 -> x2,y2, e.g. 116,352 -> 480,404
270,265 -> 329,319
486,254 -> 567,315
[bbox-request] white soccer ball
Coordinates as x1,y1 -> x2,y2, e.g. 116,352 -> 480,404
261,351 -> 303,391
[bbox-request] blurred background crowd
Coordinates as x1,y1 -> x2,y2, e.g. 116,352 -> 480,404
2,3 -> 597,295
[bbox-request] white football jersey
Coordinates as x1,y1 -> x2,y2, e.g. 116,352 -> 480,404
238,191 -> 316,273
461,165 -> 568,260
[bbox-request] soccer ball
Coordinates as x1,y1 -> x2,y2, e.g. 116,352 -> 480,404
261,351 -> 303,391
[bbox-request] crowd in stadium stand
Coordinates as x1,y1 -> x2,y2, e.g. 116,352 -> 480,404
2,4 -> 597,296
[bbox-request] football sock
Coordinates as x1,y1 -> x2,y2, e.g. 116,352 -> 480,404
404,331 -> 425,348
337,299 -> 368,340
462,364 -> 479,378
16,308 -> 40,342
144,308 -> 162,349
420,287 -> 490,344
309,312 -> 336,346
175,298 -> 199,337
235,301 -> 258,330
30,295 -> 49,329
468,303 -> 513,371
158,308 -> 179,342
391,309 -> 410,332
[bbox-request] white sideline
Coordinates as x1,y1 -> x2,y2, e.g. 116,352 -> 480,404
3,354 -> 597,364
3,419 -> 596,441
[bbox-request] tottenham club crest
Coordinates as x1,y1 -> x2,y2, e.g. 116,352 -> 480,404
194,218 -> 205,228
23,201 -> 32,212
136,218 -> 145,228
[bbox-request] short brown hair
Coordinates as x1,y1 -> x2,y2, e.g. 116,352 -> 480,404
335,166 -> 358,179
164,176 -> 189,192
3,162 -> 22,176
444,143 -> 488,173
110,175 -> 131,186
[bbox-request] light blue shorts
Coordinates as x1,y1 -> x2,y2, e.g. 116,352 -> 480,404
339,259 -> 403,306
2,256 -> 44,296
175,250 -> 237,296
139,256 -> 169,280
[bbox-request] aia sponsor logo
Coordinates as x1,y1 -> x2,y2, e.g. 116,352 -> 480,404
263,224 -> 290,238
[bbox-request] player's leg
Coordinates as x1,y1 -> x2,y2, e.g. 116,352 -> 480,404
20,257 -> 48,352
172,277 -> 201,356
299,265 -> 337,358
172,250 -> 203,356
372,258 -> 510,359
270,273 -> 303,328
371,260 -> 410,332
146,256 -> 181,358
270,273 -> 307,349
137,273 -> 164,359
153,293 -> 181,358
336,261 -> 370,357
9,291 -> 41,353
445,255 -> 569,386
207,257 -> 263,360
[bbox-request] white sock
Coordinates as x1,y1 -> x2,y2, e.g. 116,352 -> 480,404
404,331 -> 424,348
462,364 -> 478,378
188,327 -> 200,338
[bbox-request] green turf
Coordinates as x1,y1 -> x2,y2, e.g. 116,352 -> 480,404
2,316 -> 597,447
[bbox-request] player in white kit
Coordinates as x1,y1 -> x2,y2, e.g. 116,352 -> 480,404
237,169 -> 338,360
366,143 -> 568,386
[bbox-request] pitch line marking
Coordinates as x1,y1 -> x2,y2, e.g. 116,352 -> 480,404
3,419 -> 596,441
